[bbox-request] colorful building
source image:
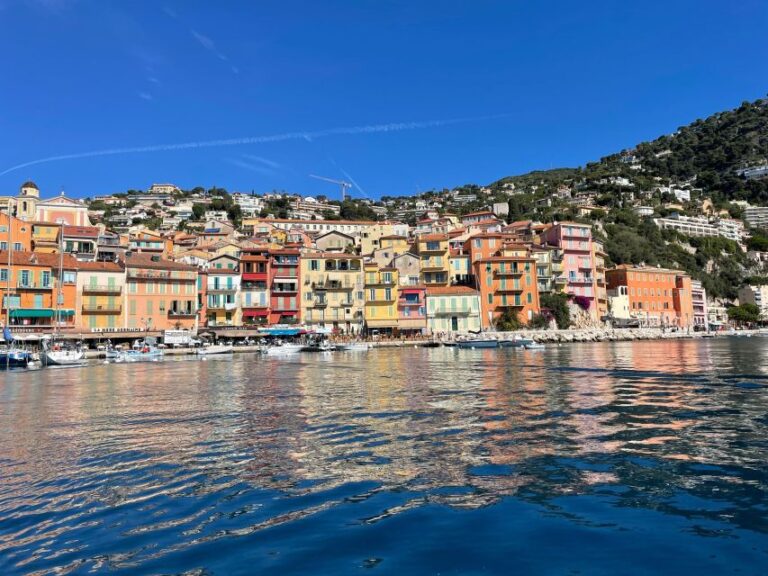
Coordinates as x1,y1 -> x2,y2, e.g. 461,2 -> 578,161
425,285 -> 482,334
0,211 -> 33,252
240,247 -> 270,326
605,265 -> 694,327
472,243 -> 540,329
125,253 -> 198,331
397,285 -> 427,334
75,261 -> 125,330
540,223 -> 599,320
301,253 -> 364,334
364,262 -> 399,334
205,254 -> 241,327
416,234 -> 450,286
0,251 -> 77,332
269,249 -> 300,324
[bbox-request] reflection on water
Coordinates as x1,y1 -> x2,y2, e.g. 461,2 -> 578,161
1,339 -> 768,574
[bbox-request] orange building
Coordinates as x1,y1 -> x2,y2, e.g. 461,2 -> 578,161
473,243 -> 540,329
0,251 -> 78,332
0,212 -> 33,252
605,265 -> 695,327
124,253 -> 198,331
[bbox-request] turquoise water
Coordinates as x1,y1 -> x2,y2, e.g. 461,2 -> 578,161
1,339 -> 767,574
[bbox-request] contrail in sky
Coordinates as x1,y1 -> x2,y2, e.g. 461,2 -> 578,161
0,115 -> 508,177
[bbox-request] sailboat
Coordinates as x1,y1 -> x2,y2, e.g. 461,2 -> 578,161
0,326 -> 33,369
43,233 -> 84,366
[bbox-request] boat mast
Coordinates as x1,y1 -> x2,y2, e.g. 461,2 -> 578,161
55,220 -> 65,339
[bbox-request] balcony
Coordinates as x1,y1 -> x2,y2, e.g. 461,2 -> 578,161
313,299 -> 328,308
83,284 -> 122,295
169,309 -> 197,317
498,301 -> 524,308
562,229 -> 591,239
578,262 -> 594,270
568,276 -> 594,284
431,307 -> 473,316
208,287 -> 238,294
495,268 -> 523,277
17,281 -> 53,290
272,285 -> 298,294
497,285 -> 524,293
420,265 -> 447,272
242,272 -> 268,282
82,304 -> 122,314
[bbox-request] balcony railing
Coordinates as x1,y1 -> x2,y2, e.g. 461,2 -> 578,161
82,304 -> 122,314
495,268 -> 524,276
169,309 -> 197,317
568,276 -> 594,284
17,281 -> 53,290
431,307 -> 473,316
497,286 -> 524,293
83,284 -> 122,294
208,287 -> 237,293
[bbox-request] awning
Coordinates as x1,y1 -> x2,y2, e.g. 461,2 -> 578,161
243,310 -> 269,317
258,328 -> 305,336
10,309 -> 75,318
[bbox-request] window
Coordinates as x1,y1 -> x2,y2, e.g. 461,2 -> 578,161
369,288 -> 376,301
19,270 -> 30,286
0,269 -> 6,281
487,293 -> 493,304
63,271 -> 76,284
310,260 -> 319,271
13,243 -> 21,251
385,288 -> 392,300
527,293 -> 532,303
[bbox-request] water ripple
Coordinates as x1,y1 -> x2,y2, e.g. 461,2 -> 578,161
1,340 -> 767,574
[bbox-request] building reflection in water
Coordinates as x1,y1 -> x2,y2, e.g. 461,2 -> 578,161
1,339 -> 768,550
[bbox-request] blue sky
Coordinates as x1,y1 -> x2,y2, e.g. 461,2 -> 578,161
1,0 -> 766,200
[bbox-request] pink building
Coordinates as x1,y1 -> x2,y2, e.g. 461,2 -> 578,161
540,222 -> 599,319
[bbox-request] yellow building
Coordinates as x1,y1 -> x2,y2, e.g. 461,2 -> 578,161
301,252 -> 365,334
416,234 -> 450,286
32,223 -> 61,253
364,262 -> 399,334
75,261 -> 125,331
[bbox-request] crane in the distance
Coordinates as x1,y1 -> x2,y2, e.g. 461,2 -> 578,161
309,174 -> 352,201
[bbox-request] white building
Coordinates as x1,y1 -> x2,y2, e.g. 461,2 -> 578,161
717,218 -> 746,243
744,205 -> 768,229
149,183 -> 180,195
654,214 -> 718,238
232,193 -> 264,216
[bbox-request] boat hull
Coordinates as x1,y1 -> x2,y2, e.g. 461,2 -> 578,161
0,350 -> 31,368
457,340 -> 498,349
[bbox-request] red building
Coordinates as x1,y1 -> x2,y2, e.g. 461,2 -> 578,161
240,246 -> 271,325
269,249 -> 300,325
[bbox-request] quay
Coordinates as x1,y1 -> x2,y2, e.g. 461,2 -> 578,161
75,327 -> 756,359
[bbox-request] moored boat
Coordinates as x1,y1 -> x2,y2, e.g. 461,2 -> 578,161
42,337 -> 86,366
457,339 -> 499,349
196,344 -> 234,355
115,338 -> 163,363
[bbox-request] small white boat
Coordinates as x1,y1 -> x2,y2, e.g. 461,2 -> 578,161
524,341 -> 545,350
42,336 -> 86,366
264,343 -> 304,355
45,347 -> 86,366
197,344 -> 234,355
115,338 -> 163,363
335,342 -> 371,352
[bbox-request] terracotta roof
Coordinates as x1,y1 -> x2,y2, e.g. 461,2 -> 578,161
63,225 -> 100,238
380,235 -> 407,240
74,260 -> 124,272
418,233 -> 448,242
125,252 -> 197,271
249,217 -> 381,225
0,250 -> 78,269
426,285 -> 479,296
462,210 -> 495,218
